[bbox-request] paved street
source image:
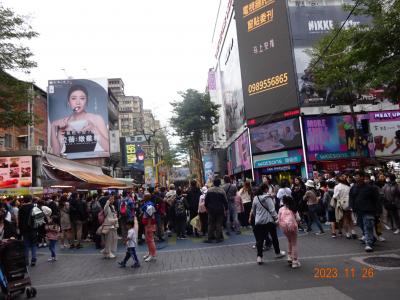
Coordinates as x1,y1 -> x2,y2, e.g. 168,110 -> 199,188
26,227 -> 400,300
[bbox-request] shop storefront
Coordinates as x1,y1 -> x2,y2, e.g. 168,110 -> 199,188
253,149 -> 306,184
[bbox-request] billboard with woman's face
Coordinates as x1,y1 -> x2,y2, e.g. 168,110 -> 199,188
47,79 -> 110,159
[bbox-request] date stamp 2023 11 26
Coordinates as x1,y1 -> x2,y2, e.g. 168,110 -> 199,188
314,267 -> 375,279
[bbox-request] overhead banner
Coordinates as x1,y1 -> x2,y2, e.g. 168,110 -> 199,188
0,156 -> 32,188
250,118 -> 302,154
369,110 -> 400,157
203,153 -> 215,183
48,79 -> 110,159
234,0 -> 299,120
144,159 -> 154,187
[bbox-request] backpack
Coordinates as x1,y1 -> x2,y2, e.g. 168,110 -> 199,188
29,206 -> 46,229
278,207 -> 298,233
175,197 -> 186,217
120,201 -> 127,217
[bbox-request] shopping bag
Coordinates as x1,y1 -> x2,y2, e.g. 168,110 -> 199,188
190,215 -> 201,232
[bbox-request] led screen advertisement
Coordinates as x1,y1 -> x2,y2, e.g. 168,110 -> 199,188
369,110 -> 400,157
250,118 -> 302,154
48,79 -> 110,159
0,156 -> 32,188
227,130 -> 251,175
304,114 -> 371,161
288,2 -> 371,106
234,0 -> 299,120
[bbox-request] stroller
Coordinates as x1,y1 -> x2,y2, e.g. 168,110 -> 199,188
0,239 -> 37,299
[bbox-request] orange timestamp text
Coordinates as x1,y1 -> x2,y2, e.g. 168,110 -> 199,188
313,267 -> 375,279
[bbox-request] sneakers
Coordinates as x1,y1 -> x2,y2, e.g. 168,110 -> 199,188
108,253 -> 116,259
30,260 -> 36,267
365,245 -> 373,252
331,233 -> 337,238
377,236 -> 386,242
359,235 -> 366,241
275,251 -> 286,259
287,256 -> 293,265
144,256 -> 156,262
384,224 -> 392,230
315,231 -> 325,236
118,261 -> 126,268
346,233 -> 352,239
47,257 -> 56,262
257,256 -> 263,265
143,253 -> 150,259
292,261 -> 301,269
394,229 -> 400,234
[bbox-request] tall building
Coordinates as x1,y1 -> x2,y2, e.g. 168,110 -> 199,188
118,96 -> 144,137
108,78 -> 125,97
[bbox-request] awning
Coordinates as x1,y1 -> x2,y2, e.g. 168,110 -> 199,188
42,153 -> 127,188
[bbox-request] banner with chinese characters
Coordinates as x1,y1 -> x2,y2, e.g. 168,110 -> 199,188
369,110 -> 400,157
47,79 -> 110,159
0,156 -> 32,188
234,0 -> 299,119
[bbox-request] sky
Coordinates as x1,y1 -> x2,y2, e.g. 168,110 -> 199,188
1,0 -> 221,133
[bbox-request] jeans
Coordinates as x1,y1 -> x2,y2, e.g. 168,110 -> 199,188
23,234 -> 37,264
307,204 -> 324,232
226,201 -> 240,233
49,240 -> 57,258
121,247 -> 139,265
207,213 -> 224,240
254,223 -> 280,257
361,214 -> 375,247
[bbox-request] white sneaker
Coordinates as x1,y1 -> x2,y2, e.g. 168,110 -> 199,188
365,245 -> 373,252
292,261 -> 301,268
275,251 -> 286,258
384,224 -> 392,230
287,256 -> 293,265
359,235 -> 365,241
144,256 -> 156,262
108,253 -> 116,259
143,253 -> 150,259
257,256 -> 263,265
325,222 -> 331,225
394,229 -> 400,234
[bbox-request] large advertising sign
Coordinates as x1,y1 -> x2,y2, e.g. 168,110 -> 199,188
144,159 -> 154,187
124,142 -> 145,171
48,79 -> 110,159
234,0 -> 299,120
227,130 -> 251,175
0,156 -> 32,188
216,20 -> 246,139
288,2 -> 371,106
304,114 -> 371,161
369,110 -> 400,157
250,118 -> 302,154
203,153 -> 214,183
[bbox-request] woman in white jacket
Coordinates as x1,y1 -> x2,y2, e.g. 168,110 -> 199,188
102,196 -> 119,259
333,174 -> 355,239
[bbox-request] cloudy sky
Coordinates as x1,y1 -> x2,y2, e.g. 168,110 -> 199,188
1,0 -> 221,129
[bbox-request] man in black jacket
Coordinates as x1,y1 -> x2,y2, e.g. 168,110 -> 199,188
204,178 -> 228,243
69,193 -> 88,249
350,172 -> 380,252
18,195 -> 38,266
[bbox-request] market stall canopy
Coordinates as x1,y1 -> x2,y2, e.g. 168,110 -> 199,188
42,154 -> 127,188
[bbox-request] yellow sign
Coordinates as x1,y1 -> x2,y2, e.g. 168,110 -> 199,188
126,144 -> 136,164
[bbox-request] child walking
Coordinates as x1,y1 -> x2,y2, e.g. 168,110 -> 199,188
43,206 -> 60,262
278,196 -> 301,268
118,219 -> 140,268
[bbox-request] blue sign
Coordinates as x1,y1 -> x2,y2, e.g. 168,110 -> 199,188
316,149 -> 369,161
203,153 -> 214,182
253,149 -> 303,168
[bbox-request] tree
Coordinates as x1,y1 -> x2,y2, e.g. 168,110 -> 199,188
308,0 -> 400,154
170,89 -> 220,185
0,5 -> 38,128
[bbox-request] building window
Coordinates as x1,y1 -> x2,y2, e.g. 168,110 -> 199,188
5,134 -> 12,148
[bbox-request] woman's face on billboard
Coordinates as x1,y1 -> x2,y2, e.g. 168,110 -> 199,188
69,90 -> 87,113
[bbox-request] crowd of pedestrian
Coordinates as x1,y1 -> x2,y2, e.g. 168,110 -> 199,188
0,169 -> 399,270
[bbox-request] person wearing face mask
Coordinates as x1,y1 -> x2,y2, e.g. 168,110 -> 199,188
50,84 -> 109,156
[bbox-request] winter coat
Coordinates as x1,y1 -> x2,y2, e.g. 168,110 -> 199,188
205,186 -> 228,215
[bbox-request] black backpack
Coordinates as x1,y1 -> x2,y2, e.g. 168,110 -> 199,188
175,197 -> 186,217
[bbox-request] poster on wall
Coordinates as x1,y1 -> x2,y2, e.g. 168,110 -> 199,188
234,0 -> 299,119
369,111 -> 400,157
304,114 -> 371,161
203,153 -> 214,183
144,159 -> 154,187
250,118 -> 302,154
48,79 -> 110,159
227,130 -> 251,175
0,156 -> 32,188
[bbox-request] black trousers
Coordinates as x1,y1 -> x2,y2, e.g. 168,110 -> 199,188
254,223 -> 280,257
208,213 -> 224,240
175,215 -> 187,237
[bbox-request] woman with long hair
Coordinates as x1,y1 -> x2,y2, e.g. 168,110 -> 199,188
102,196 -> 119,259
238,181 -> 253,227
59,195 -> 72,249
